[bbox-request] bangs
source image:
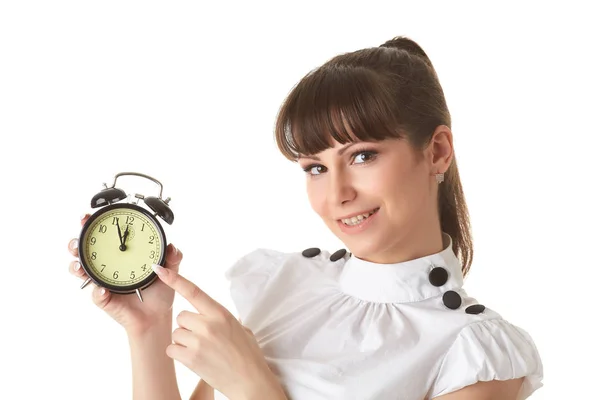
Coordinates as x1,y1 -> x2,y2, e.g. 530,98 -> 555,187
275,65 -> 407,160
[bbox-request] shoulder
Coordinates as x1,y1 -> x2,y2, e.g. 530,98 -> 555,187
223,248 -> 289,324
224,248 -> 287,279
425,295 -> 544,399
224,246 -> 344,280
223,246 -> 344,322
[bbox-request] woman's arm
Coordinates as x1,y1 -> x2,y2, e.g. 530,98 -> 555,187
432,378 -> 524,400
128,314 -> 182,400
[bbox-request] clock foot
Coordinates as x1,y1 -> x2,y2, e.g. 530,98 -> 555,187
136,289 -> 143,303
80,278 -> 92,289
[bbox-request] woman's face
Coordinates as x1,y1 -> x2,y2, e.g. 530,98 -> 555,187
297,128 -> 452,264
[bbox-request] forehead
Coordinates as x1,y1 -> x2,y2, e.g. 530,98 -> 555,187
296,135 -> 353,158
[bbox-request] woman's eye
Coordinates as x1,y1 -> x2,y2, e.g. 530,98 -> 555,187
352,151 -> 377,164
303,165 -> 326,175
302,150 -> 376,176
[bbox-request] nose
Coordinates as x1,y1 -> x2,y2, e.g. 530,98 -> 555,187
327,168 -> 355,206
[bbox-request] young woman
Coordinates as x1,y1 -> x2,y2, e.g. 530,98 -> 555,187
68,36 -> 543,399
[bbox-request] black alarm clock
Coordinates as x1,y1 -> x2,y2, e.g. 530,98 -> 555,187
78,172 -> 174,302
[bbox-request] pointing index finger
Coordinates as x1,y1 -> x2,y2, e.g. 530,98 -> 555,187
151,264 -> 217,313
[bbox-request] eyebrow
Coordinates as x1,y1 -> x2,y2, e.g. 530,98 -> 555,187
298,143 -> 358,161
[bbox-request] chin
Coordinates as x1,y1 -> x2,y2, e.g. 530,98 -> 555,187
337,233 -> 382,259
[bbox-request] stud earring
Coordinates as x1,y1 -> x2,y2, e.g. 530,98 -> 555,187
435,173 -> 444,184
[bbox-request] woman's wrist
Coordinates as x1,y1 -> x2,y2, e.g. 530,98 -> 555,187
127,312 -> 181,400
239,369 -> 287,400
125,312 -> 173,340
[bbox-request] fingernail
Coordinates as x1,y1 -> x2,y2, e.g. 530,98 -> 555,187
171,244 -> 178,256
74,261 -> 80,272
80,214 -> 87,220
72,240 -> 78,250
99,288 -> 106,296
152,264 -> 167,277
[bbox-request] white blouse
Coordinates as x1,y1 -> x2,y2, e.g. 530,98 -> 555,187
224,233 -> 543,399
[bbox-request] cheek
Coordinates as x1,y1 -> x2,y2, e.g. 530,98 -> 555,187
394,171 -> 431,216
380,167 -> 427,216
306,181 -> 327,216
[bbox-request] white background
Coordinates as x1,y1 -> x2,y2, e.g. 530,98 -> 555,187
1,1 -> 598,399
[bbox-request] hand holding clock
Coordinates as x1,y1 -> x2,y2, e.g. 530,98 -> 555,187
68,214 -> 183,336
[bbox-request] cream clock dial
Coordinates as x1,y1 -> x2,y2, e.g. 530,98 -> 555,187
79,204 -> 166,293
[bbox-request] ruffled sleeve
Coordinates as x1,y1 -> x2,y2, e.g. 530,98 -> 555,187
430,319 -> 543,399
223,248 -> 282,322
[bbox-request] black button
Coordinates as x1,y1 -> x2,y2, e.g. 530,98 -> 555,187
330,249 -> 347,262
428,267 -> 448,287
465,304 -> 486,315
302,247 -> 321,258
442,290 -> 462,310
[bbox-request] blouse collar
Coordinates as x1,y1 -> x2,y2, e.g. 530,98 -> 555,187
337,232 -> 463,303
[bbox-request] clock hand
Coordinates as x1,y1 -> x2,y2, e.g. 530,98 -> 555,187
120,225 -> 130,252
116,218 -> 124,246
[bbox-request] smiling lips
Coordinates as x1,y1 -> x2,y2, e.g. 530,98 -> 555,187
340,207 -> 380,226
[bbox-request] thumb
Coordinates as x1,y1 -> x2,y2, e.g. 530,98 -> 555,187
163,244 -> 183,273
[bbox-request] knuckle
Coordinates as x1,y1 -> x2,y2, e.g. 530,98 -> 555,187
212,310 -> 231,327
202,323 -> 218,339
189,334 -> 202,349
217,309 -> 232,323
188,285 -> 202,301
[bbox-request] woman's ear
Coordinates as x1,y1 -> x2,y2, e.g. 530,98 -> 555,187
429,125 -> 454,173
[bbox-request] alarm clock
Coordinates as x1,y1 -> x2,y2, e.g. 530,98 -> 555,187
78,172 -> 174,303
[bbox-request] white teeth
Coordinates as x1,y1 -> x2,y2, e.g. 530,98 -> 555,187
341,209 -> 378,226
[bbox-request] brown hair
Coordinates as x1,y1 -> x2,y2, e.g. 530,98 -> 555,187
274,36 -> 473,276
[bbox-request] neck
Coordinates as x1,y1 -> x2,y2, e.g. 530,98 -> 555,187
360,220 -> 444,265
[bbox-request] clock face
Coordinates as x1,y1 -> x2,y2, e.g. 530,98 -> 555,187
79,203 -> 167,293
